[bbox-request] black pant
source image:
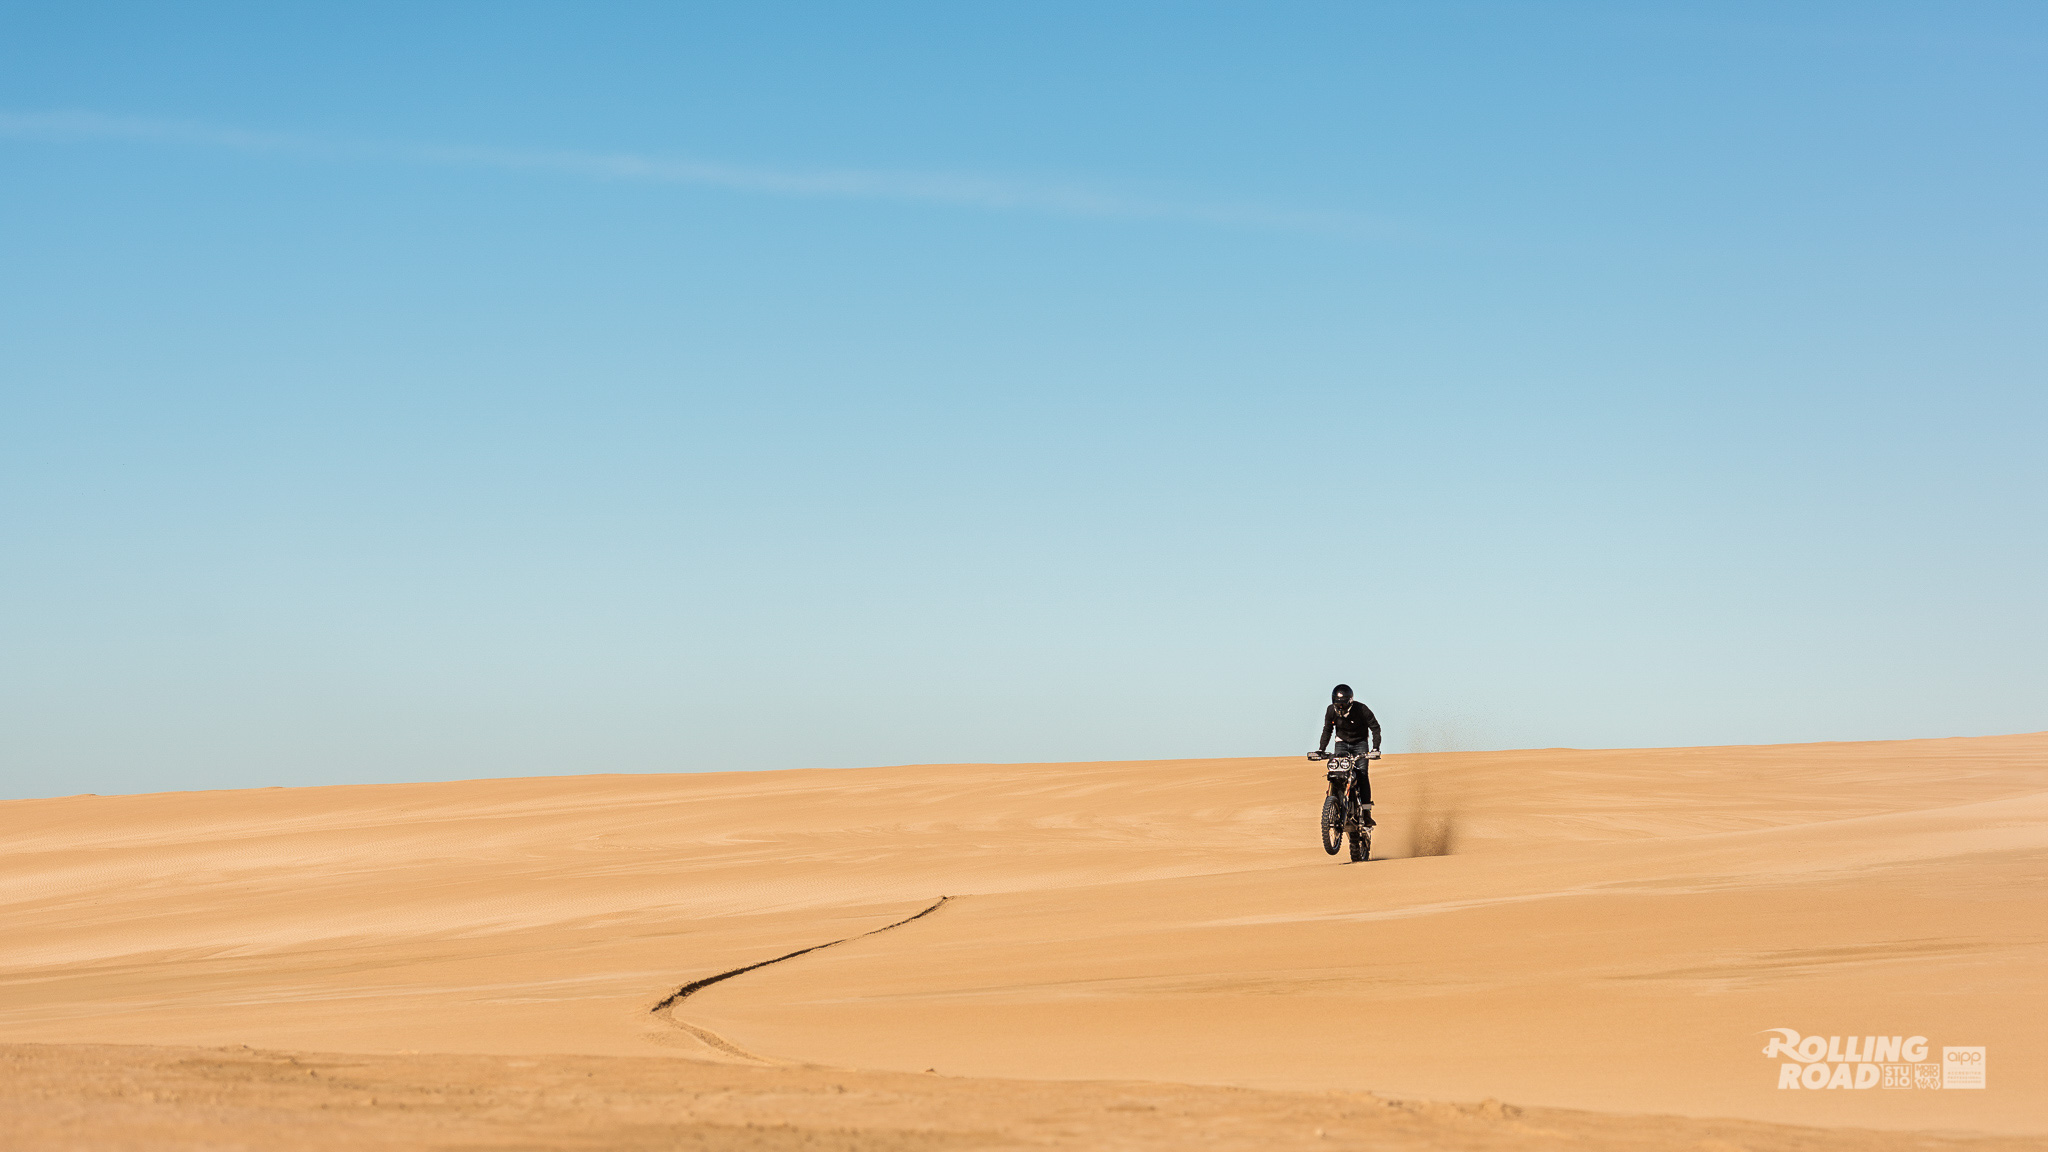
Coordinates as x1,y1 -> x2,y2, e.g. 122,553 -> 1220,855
1328,741 -> 1373,805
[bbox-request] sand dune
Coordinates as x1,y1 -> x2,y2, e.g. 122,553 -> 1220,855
9,1041 -> 2044,1152
3,733 -> 2043,1147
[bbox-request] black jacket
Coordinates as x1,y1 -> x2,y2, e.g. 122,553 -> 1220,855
1319,701 -> 1380,751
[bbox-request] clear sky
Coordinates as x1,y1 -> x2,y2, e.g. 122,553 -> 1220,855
2,3 -> 2043,799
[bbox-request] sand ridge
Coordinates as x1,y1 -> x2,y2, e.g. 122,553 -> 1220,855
6,1042 -> 2042,1152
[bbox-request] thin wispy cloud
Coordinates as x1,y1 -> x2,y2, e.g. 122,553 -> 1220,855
0,109 -> 1375,236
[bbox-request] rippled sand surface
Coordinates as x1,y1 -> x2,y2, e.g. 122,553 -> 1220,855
4,732 -> 2042,1148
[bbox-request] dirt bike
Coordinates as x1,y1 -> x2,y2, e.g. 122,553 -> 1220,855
1308,750 -> 1377,862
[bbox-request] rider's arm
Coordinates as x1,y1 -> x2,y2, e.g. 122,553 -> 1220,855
1362,704 -> 1382,752
1318,706 -> 1335,753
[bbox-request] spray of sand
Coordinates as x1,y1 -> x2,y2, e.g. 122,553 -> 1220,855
1400,713 -> 1472,857
1408,790 -> 1460,857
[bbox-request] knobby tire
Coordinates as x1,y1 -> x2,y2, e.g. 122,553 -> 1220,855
1347,804 -> 1371,862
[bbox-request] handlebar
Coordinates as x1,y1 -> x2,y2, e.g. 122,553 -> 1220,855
1307,750 -> 1380,762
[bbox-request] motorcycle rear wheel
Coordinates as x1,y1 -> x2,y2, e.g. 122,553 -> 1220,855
1347,812 -> 1371,862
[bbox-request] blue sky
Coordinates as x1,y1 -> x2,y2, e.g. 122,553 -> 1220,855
2,3 -> 2043,798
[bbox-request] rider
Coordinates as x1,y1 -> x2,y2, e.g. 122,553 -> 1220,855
1318,684 -> 1382,827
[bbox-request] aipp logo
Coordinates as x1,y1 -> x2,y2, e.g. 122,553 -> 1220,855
1759,1029 -> 1985,1090
1944,1046 -> 1987,1089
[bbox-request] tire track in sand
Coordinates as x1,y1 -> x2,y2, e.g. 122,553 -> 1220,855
652,896 -> 952,1062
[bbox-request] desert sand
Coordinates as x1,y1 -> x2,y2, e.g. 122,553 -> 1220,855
3,733 -> 2043,1149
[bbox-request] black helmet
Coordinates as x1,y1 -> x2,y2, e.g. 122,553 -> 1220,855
1331,684 -> 1353,705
